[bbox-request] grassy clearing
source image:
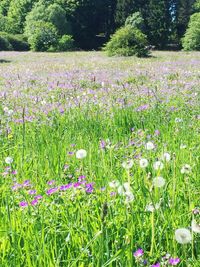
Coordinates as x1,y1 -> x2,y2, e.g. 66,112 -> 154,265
0,51 -> 200,266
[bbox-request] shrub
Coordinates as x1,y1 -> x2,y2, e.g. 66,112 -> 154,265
57,35 -> 74,51
0,32 -> 29,51
25,21 -> 58,52
104,25 -> 149,57
182,13 -> 200,51
0,35 -> 13,51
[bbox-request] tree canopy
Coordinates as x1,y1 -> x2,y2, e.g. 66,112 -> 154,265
0,0 -> 199,51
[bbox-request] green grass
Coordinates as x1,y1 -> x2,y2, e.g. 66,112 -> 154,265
0,51 -> 200,267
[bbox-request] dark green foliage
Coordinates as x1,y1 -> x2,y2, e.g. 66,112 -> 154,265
175,0 -> 195,43
0,32 -> 29,51
0,35 -> 12,51
0,14 -> 7,32
125,12 -> 145,30
25,21 -> 58,51
6,0 -> 38,34
0,0 -> 198,51
104,25 -> 149,57
57,35 -> 74,51
182,12 -> 200,50
146,0 -> 172,48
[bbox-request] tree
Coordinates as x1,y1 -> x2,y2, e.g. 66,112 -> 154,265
25,21 -> 58,51
175,0 -> 195,40
6,0 -> 38,34
182,12 -> 200,50
25,0 -> 71,36
146,0 -> 172,48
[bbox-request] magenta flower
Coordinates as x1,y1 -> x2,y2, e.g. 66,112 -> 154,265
28,190 -> 36,195
31,199 -> 38,206
34,195 -> 43,200
151,263 -> 160,267
23,180 -> 31,187
100,139 -> 106,149
73,182 -> 81,188
47,180 -> 55,185
60,183 -> 72,191
168,258 -> 180,265
19,201 -> 28,207
46,187 -> 58,195
85,183 -> 94,193
133,248 -> 144,258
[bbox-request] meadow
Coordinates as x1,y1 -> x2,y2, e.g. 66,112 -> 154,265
0,51 -> 199,267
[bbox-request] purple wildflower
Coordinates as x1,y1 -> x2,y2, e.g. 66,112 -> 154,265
151,263 -> 160,267
60,183 -> 73,191
110,191 -> 116,196
73,182 -> 81,188
100,139 -> 106,149
34,195 -> 43,200
19,201 -> 28,207
28,190 -> 36,195
64,164 -> 69,170
154,129 -> 160,136
85,183 -> 94,193
46,187 -> 58,195
12,183 -> 22,191
23,180 -> 31,187
136,104 -> 149,112
11,170 -> 18,175
68,151 -> 74,156
78,175 -> 86,181
47,180 -> 55,185
30,199 -> 38,206
133,248 -> 144,258
168,258 -> 180,265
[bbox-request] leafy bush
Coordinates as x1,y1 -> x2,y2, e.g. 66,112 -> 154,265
0,35 -> 12,50
182,13 -> 200,51
104,25 -> 149,57
0,32 -> 29,51
57,35 -> 74,51
25,21 -> 58,51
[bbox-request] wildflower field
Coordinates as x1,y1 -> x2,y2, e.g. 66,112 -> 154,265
0,51 -> 200,267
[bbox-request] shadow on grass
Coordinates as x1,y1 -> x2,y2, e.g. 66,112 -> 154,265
0,59 -> 11,63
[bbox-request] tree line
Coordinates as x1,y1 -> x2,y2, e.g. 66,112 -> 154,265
0,0 -> 199,51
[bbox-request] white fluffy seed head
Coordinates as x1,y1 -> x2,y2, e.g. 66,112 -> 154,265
122,159 -> 134,170
139,158 -> 148,168
191,220 -> 200,234
76,149 -> 87,159
161,152 -> 171,162
153,161 -> 164,170
5,157 -> 13,164
175,228 -> 192,244
145,142 -> 155,150
152,176 -> 166,188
